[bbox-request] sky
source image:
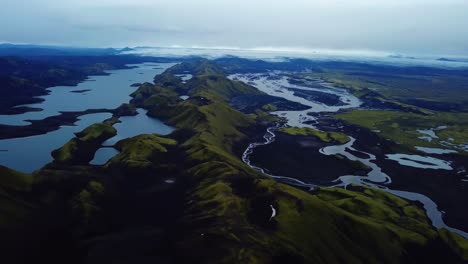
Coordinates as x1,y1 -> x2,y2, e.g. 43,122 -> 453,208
1,0 -> 468,56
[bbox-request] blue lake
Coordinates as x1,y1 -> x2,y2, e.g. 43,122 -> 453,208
0,113 -> 112,173
0,63 -> 176,126
90,108 -> 175,165
90,147 -> 120,166
0,63 -> 176,172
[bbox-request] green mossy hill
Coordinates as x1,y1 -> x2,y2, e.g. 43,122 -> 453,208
261,104 -> 278,111
184,74 -> 262,102
153,73 -> 186,94
137,62 -> 467,262
6,60 -> 467,263
182,168 -> 467,263
145,94 -> 255,168
279,126 -> 350,144
138,62 -> 260,155
108,134 -> 177,170
250,109 -> 281,124
113,103 -> 137,117
153,72 -> 183,87
130,82 -> 180,108
187,100 -> 255,152
76,123 -> 116,142
71,180 -> 105,225
153,60 -> 262,102
52,123 -> 116,164
136,82 -> 253,155
439,228 -> 468,261
165,59 -> 225,76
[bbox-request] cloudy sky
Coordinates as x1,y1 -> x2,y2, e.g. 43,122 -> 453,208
1,0 -> 467,55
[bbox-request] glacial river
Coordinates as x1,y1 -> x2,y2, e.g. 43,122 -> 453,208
230,73 -> 468,239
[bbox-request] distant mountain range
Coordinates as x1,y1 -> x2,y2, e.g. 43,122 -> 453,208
0,43 -> 133,57
437,57 -> 468,63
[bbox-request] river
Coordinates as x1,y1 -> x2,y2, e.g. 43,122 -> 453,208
230,72 -> 468,239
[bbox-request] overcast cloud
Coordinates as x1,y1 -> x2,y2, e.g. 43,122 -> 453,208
1,0 -> 467,55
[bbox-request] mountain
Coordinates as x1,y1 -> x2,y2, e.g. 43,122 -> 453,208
0,43 -> 119,57
1,61 -> 466,263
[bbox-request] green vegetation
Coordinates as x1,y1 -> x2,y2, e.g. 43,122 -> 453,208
336,109 -> 468,151
114,103 -> 138,116
302,72 -> 431,115
109,134 -> 177,169
136,61 -> 467,262
250,109 -> 281,123
184,173 -> 465,263
52,123 -> 116,163
186,75 -> 262,102
2,60 -> 467,262
71,181 -> 105,224
76,123 -> 116,142
439,228 -> 468,261
137,67 -> 260,158
131,82 -> 180,107
261,103 -> 278,111
166,59 -> 226,76
306,67 -> 468,112
279,126 -> 350,144
269,185 -> 438,262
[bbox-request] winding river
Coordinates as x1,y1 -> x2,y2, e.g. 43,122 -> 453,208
230,73 -> 468,239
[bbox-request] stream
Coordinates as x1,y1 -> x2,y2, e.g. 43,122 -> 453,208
230,72 -> 468,239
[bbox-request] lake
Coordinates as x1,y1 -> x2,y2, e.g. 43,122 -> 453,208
0,63 -> 176,172
0,113 -> 112,172
0,63 -> 176,126
90,108 -> 175,165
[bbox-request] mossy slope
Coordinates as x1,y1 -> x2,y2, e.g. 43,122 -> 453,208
2,60 -> 466,263
52,123 -> 116,164
279,126 -> 350,144
108,134 -> 177,170
133,61 -> 468,263
336,109 -> 468,151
